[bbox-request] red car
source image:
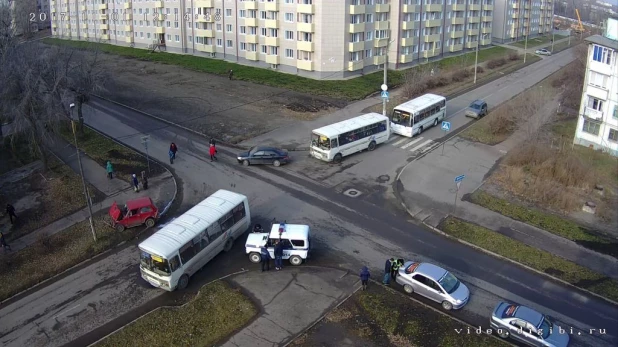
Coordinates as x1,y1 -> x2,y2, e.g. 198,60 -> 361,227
109,197 -> 159,232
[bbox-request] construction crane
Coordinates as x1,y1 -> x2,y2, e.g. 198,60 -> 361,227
572,0 -> 585,34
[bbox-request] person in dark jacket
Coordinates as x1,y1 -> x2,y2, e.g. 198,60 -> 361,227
132,174 -> 140,192
169,143 -> 178,159
360,266 -> 370,290
260,246 -> 271,272
391,258 -> 402,281
0,231 -> 11,251
274,240 -> 284,270
383,258 -> 394,285
141,171 -> 149,190
6,204 -> 17,224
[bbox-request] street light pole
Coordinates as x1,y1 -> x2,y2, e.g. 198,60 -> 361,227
70,104 -> 97,242
551,0 -> 556,52
523,33 -> 528,63
382,39 -> 389,117
474,40 -> 480,84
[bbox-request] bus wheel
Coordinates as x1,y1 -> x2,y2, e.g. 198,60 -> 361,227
289,255 -> 303,266
177,275 -> 189,290
333,153 -> 343,163
223,238 -> 234,252
433,118 -> 438,127
368,141 -> 376,151
418,126 -> 424,135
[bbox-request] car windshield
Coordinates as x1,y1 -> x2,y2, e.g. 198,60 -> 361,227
140,250 -> 171,276
470,103 -> 481,110
538,315 -> 553,339
391,109 -> 412,126
438,271 -> 460,294
311,133 -> 331,150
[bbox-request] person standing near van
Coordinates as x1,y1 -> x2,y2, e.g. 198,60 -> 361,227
383,258 -> 393,285
360,266 -> 370,290
391,258 -> 402,281
274,240 -> 284,270
260,246 -> 271,272
106,161 -> 114,179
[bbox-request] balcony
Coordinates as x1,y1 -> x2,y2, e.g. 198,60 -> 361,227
452,3 -> 466,11
124,3 -> 131,9
154,1 -> 163,8
481,38 -> 491,45
297,4 -> 314,13
82,34 -> 88,39
124,25 -> 132,31
450,31 -> 464,38
350,5 -> 366,14
584,108 -> 604,120
400,54 -> 414,63
126,36 -> 133,43
449,44 -> 464,52
424,19 -> 442,27
52,23 -> 57,28
524,13 -> 530,18
265,19 -> 279,28
373,55 -> 386,65
468,17 -> 480,23
99,14 -> 108,20
195,0 -> 214,7
403,4 -> 418,13
524,4 -> 530,9
423,34 -> 441,42
244,0 -> 258,10
265,55 -> 280,65
244,18 -> 258,27
196,29 -> 214,37
401,37 -> 416,46
98,4 -> 107,10
100,24 -> 108,30
349,41 -> 364,51
466,29 -> 479,36
451,17 -> 465,25
264,36 -> 279,46
198,15 -> 214,23
80,5 -> 86,11
375,21 -> 389,30
245,34 -> 258,43
101,34 -> 109,40
51,0 -> 56,6
469,4 -> 481,10
297,22 -> 314,32
466,41 -> 479,49
125,14 -> 132,20
348,61 -> 363,71
512,13 -> 519,19
376,4 -> 390,12
374,38 -> 389,47
155,27 -> 165,34
246,51 -> 259,61
297,60 -> 313,71
482,27 -> 491,34
197,44 -> 215,53
425,4 -> 443,12
482,16 -> 492,22
402,21 -> 418,30
421,50 -> 438,58
265,1 -> 278,11
513,2 -> 519,9
81,23 -> 88,29
349,23 -> 365,33
297,41 -> 314,51
485,5 -> 494,10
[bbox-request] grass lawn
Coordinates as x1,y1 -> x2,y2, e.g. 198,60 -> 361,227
510,35 -> 567,48
439,217 -> 618,302
94,281 -> 257,347
436,46 -> 515,69
292,282 -> 509,346
539,40 -> 574,54
0,214 -> 141,302
42,38 -> 404,101
57,122 -> 165,182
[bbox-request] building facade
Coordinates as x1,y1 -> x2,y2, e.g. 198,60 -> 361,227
492,0 -> 554,43
574,28 -> 618,156
50,0 -> 493,79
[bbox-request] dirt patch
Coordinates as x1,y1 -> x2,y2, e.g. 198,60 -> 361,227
93,53 -> 344,143
0,156 -> 105,242
291,284 -> 507,347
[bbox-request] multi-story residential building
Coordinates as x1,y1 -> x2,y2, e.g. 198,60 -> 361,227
492,0 -> 554,43
573,18 -> 618,156
50,0 -> 493,80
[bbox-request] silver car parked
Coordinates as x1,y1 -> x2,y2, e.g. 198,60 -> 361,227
396,261 -> 470,310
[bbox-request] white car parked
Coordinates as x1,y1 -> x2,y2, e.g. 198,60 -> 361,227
535,49 -> 552,56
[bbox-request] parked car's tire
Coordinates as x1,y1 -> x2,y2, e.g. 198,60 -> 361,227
115,224 -> 125,232
145,218 -> 155,228
243,160 -> 250,166
403,284 -> 414,294
442,301 -> 453,310
289,255 -> 303,266
273,160 -> 281,167
249,252 -> 261,263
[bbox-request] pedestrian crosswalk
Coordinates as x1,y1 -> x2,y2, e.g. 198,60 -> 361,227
385,135 -> 439,153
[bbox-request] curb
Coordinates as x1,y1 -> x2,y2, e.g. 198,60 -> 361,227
86,269 -> 250,347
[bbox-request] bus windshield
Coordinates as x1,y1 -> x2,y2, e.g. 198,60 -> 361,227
392,110 -> 412,126
311,133 -> 331,150
140,250 -> 171,276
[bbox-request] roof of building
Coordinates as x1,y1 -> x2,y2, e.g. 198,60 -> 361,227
585,34 -> 618,50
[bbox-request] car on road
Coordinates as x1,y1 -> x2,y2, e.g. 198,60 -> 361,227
465,99 -> 488,119
396,261 -> 470,310
490,302 -> 570,347
109,197 -> 159,232
535,49 -> 552,56
237,146 -> 290,167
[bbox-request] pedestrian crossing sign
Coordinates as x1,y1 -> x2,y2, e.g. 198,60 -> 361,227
441,121 -> 451,131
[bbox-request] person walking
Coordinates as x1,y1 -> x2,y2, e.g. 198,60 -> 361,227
228,69 -> 234,80
260,246 -> 271,272
131,174 -> 140,192
5,203 -> 17,225
360,266 -> 371,290
274,240 -> 284,270
169,142 -> 178,164
0,232 -> 11,252
209,143 -> 218,162
106,161 -> 114,179
383,258 -> 393,285
209,138 -> 216,147
141,171 -> 149,190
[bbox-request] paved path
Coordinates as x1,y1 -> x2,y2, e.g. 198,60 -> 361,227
493,36 -> 573,54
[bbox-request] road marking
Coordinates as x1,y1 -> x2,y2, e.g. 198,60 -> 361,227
400,137 -> 424,149
54,304 -> 80,319
409,139 -> 433,152
392,138 -> 409,146
385,136 -> 399,143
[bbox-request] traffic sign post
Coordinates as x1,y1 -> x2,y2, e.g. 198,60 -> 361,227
453,175 -> 465,212
441,121 -> 451,155
141,135 -> 151,174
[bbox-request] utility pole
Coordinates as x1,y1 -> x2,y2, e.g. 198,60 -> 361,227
382,40 -> 389,117
70,104 -> 97,242
523,34 -> 528,63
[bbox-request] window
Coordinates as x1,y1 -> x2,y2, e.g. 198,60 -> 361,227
239,10 -> 246,18
609,129 -> 618,142
261,45 -> 268,53
290,239 -> 305,247
592,45 -> 612,65
240,42 -> 247,50
285,48 -> 294,57
589,71 -> 609,89
140,206 -> 153,214
285,30 -> 293,40
226,9 -> 232,17
207,223 -> 223,241
216,24 -> 222,31
285,13 -> 294,22
614,106 -> 618,119
179,242 -> 198,264
219,211 -> 235,232
200,232 -> 211,249
226,24 -> 232,32
240,26 -> 247,34
587,97 -> 603,111
217,38 -> 222,46
232,203 -> 246,223
582,119 -> 601,136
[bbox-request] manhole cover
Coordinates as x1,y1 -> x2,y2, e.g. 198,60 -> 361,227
343,189 -> 362,197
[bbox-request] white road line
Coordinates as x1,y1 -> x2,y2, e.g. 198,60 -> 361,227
392,138 -> 409,146
53,304 -> 80,319
385,136 -> 399,143
409,139 -> 433,152
400,137 -> 424,149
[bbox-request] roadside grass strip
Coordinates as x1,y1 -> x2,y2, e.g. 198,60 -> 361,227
439,217 -> 618,303
94,281 -> 257,347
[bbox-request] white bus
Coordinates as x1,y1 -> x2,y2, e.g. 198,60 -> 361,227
310,112 -> 390,163
138,190 -> 251,291
391,93 -> 447,137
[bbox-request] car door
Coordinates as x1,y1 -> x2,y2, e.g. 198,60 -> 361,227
125,209 -> 141,227
251,151 -> 266,164
423,277 -> 448,302
139,206 -> 153,223
411,274 -> 440,302
507,319 -> 528,343
481,103 -> 488,117
264,151 -> 278,165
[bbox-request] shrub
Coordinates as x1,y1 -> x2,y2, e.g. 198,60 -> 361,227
487,108 -> 516,135
487,58 -> 507,69
508,52 -> 520,61
451,69 -> 471,82
472,66 -> 485,74
435,76 -> 450,87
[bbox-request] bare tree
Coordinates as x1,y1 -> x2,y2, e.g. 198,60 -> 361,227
402,64 -> 433,99
7,0 -> 37,38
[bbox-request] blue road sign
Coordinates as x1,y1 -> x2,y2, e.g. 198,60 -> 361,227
454,174 -> 465,183
441,121 -> 451,131
381,91 -> 389,99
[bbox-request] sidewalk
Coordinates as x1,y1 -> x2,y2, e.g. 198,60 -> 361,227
5,135 -> 176,253
396,96 -> 618,280
493,36 -> 572,54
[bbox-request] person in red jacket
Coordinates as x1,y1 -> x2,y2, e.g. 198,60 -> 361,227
209,144 -> 218,162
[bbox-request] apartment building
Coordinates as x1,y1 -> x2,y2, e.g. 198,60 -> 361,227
492,0 -> 554,43
50,0 -> 493,80
573,20 -> 618,156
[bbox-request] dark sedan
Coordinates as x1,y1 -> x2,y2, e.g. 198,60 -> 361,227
237,146 -> 290,167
